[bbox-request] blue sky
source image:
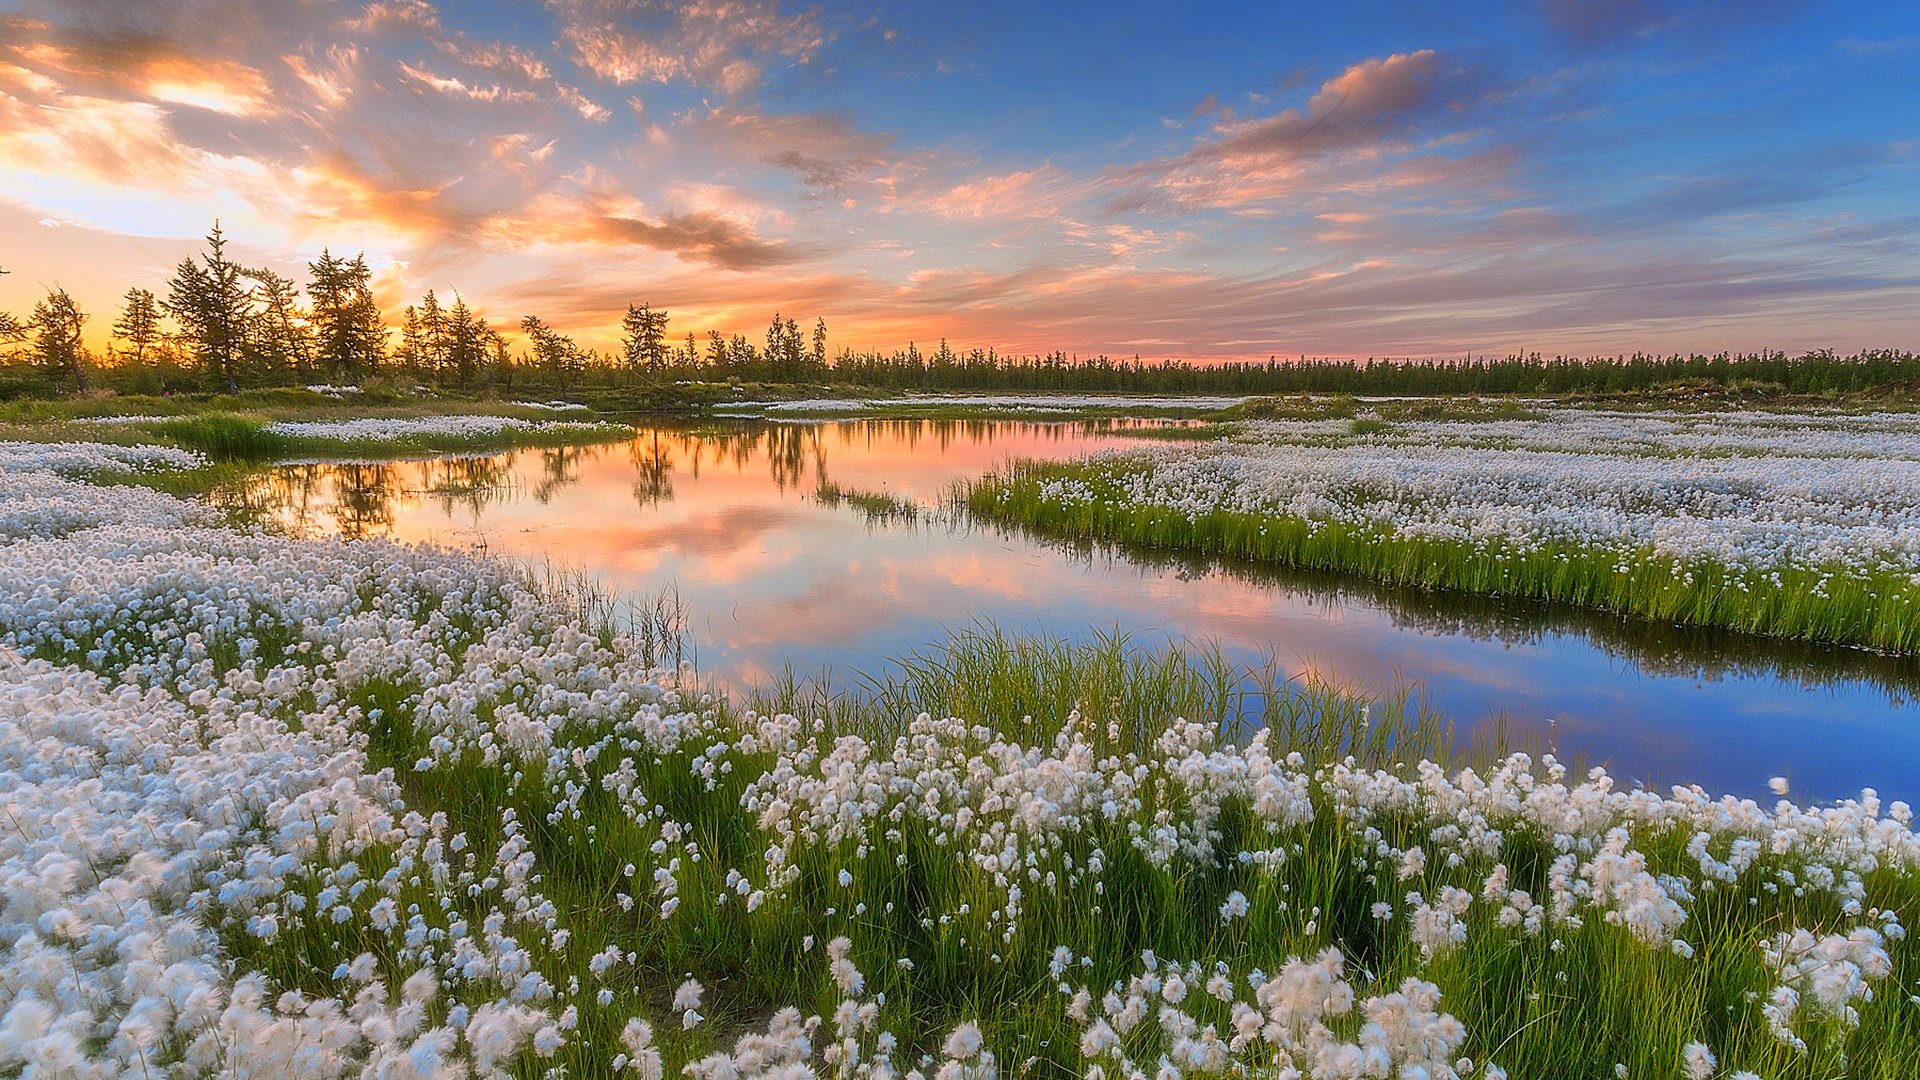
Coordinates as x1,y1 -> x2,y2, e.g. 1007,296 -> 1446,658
0,0 -> 1914,358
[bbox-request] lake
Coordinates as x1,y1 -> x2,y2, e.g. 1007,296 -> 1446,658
235,417 -> 1920,804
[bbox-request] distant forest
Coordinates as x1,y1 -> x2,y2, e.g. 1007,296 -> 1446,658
3,222 -> 1915,399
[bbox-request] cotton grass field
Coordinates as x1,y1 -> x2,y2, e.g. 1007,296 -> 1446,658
2,425 -> 1918,1079
971,406 -> 1920,653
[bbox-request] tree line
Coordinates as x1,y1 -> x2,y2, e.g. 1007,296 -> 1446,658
3,221 -> 1917,399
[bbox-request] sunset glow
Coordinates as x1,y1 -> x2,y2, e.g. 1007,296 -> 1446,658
1,0 -> 1915,359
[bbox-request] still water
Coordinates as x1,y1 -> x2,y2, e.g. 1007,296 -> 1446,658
237,418 -> 1920,804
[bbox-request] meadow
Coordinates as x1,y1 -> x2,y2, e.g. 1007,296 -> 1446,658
972,406 -> 1920,653
1,411 -> 1917,1079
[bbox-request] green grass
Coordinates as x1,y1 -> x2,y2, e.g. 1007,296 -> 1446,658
150,413 -> 296,459
812,479 -> 921,525
969,461 -> 1920,654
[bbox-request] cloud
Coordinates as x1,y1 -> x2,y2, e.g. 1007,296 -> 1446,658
548,0 -> 825,94
580,207 -> 810,270
1836,37 -> 1910,56
1534,0 -> 1800,50
0,1 -> 630,256
1199,50 -> 1474,160
0,15 -> 277,118
1101,50 -> 1509,215
399,61 -> 541,105
679,107 -> 895,189
1577,142 -> 1897,233
918,166 -> 1088,220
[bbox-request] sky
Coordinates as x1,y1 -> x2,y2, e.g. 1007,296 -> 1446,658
0,0 -> 1915,361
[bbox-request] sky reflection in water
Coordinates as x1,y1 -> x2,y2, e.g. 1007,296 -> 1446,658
242,418 -> 1920,804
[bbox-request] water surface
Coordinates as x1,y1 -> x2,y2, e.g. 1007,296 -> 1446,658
239,418 -> 1920,804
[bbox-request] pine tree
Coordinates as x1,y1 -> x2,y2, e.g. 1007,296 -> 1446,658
397,305 -> 424,374
445,295 -> 483,389
165,221 -> 251,389
0,266 -> 18,347
30,287 -> 88,390
309,249 -> 387,380
519,315 -> 579,388
111,287 -> 162,368
621,303 -> 649,379
784,316 -> 803,377
418,289 -> 446,379
487,327 -> 513,388
767,311 -> 786,379
247,268 -> 312,382
346,255 -> 388,376
645,308 -> 668,375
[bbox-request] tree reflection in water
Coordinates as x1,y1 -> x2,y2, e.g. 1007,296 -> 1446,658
532,444 -> 588,503
221,418 -> 1920,732
630,431 -> 674,508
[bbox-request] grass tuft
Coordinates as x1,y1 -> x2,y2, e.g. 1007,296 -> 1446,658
151,413 -> 292,460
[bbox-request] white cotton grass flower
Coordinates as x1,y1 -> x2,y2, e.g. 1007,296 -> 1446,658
620,1017 -> 663,1078
1682,1041 -> 1717,1080
261,414 -> 615,444
1770,776 -> 1792,796
943,1020 -> 985,1060
675,978 -> 705,1029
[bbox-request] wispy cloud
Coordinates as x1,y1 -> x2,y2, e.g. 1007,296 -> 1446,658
548,0 -> 825,95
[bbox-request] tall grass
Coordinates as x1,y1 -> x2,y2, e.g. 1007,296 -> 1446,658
799,622 -> 1456,765
152,413 -> 293,459
969,462 -> 1920,654
813,480 -> 921,525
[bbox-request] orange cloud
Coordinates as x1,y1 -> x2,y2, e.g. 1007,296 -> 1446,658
1102,50 -> 1502,215
551,0 -> 824,94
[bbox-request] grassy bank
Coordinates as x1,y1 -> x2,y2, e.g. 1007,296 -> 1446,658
969,461 -> 1920,654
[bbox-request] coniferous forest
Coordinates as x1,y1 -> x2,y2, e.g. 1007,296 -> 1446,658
3,222 -> 1915,402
